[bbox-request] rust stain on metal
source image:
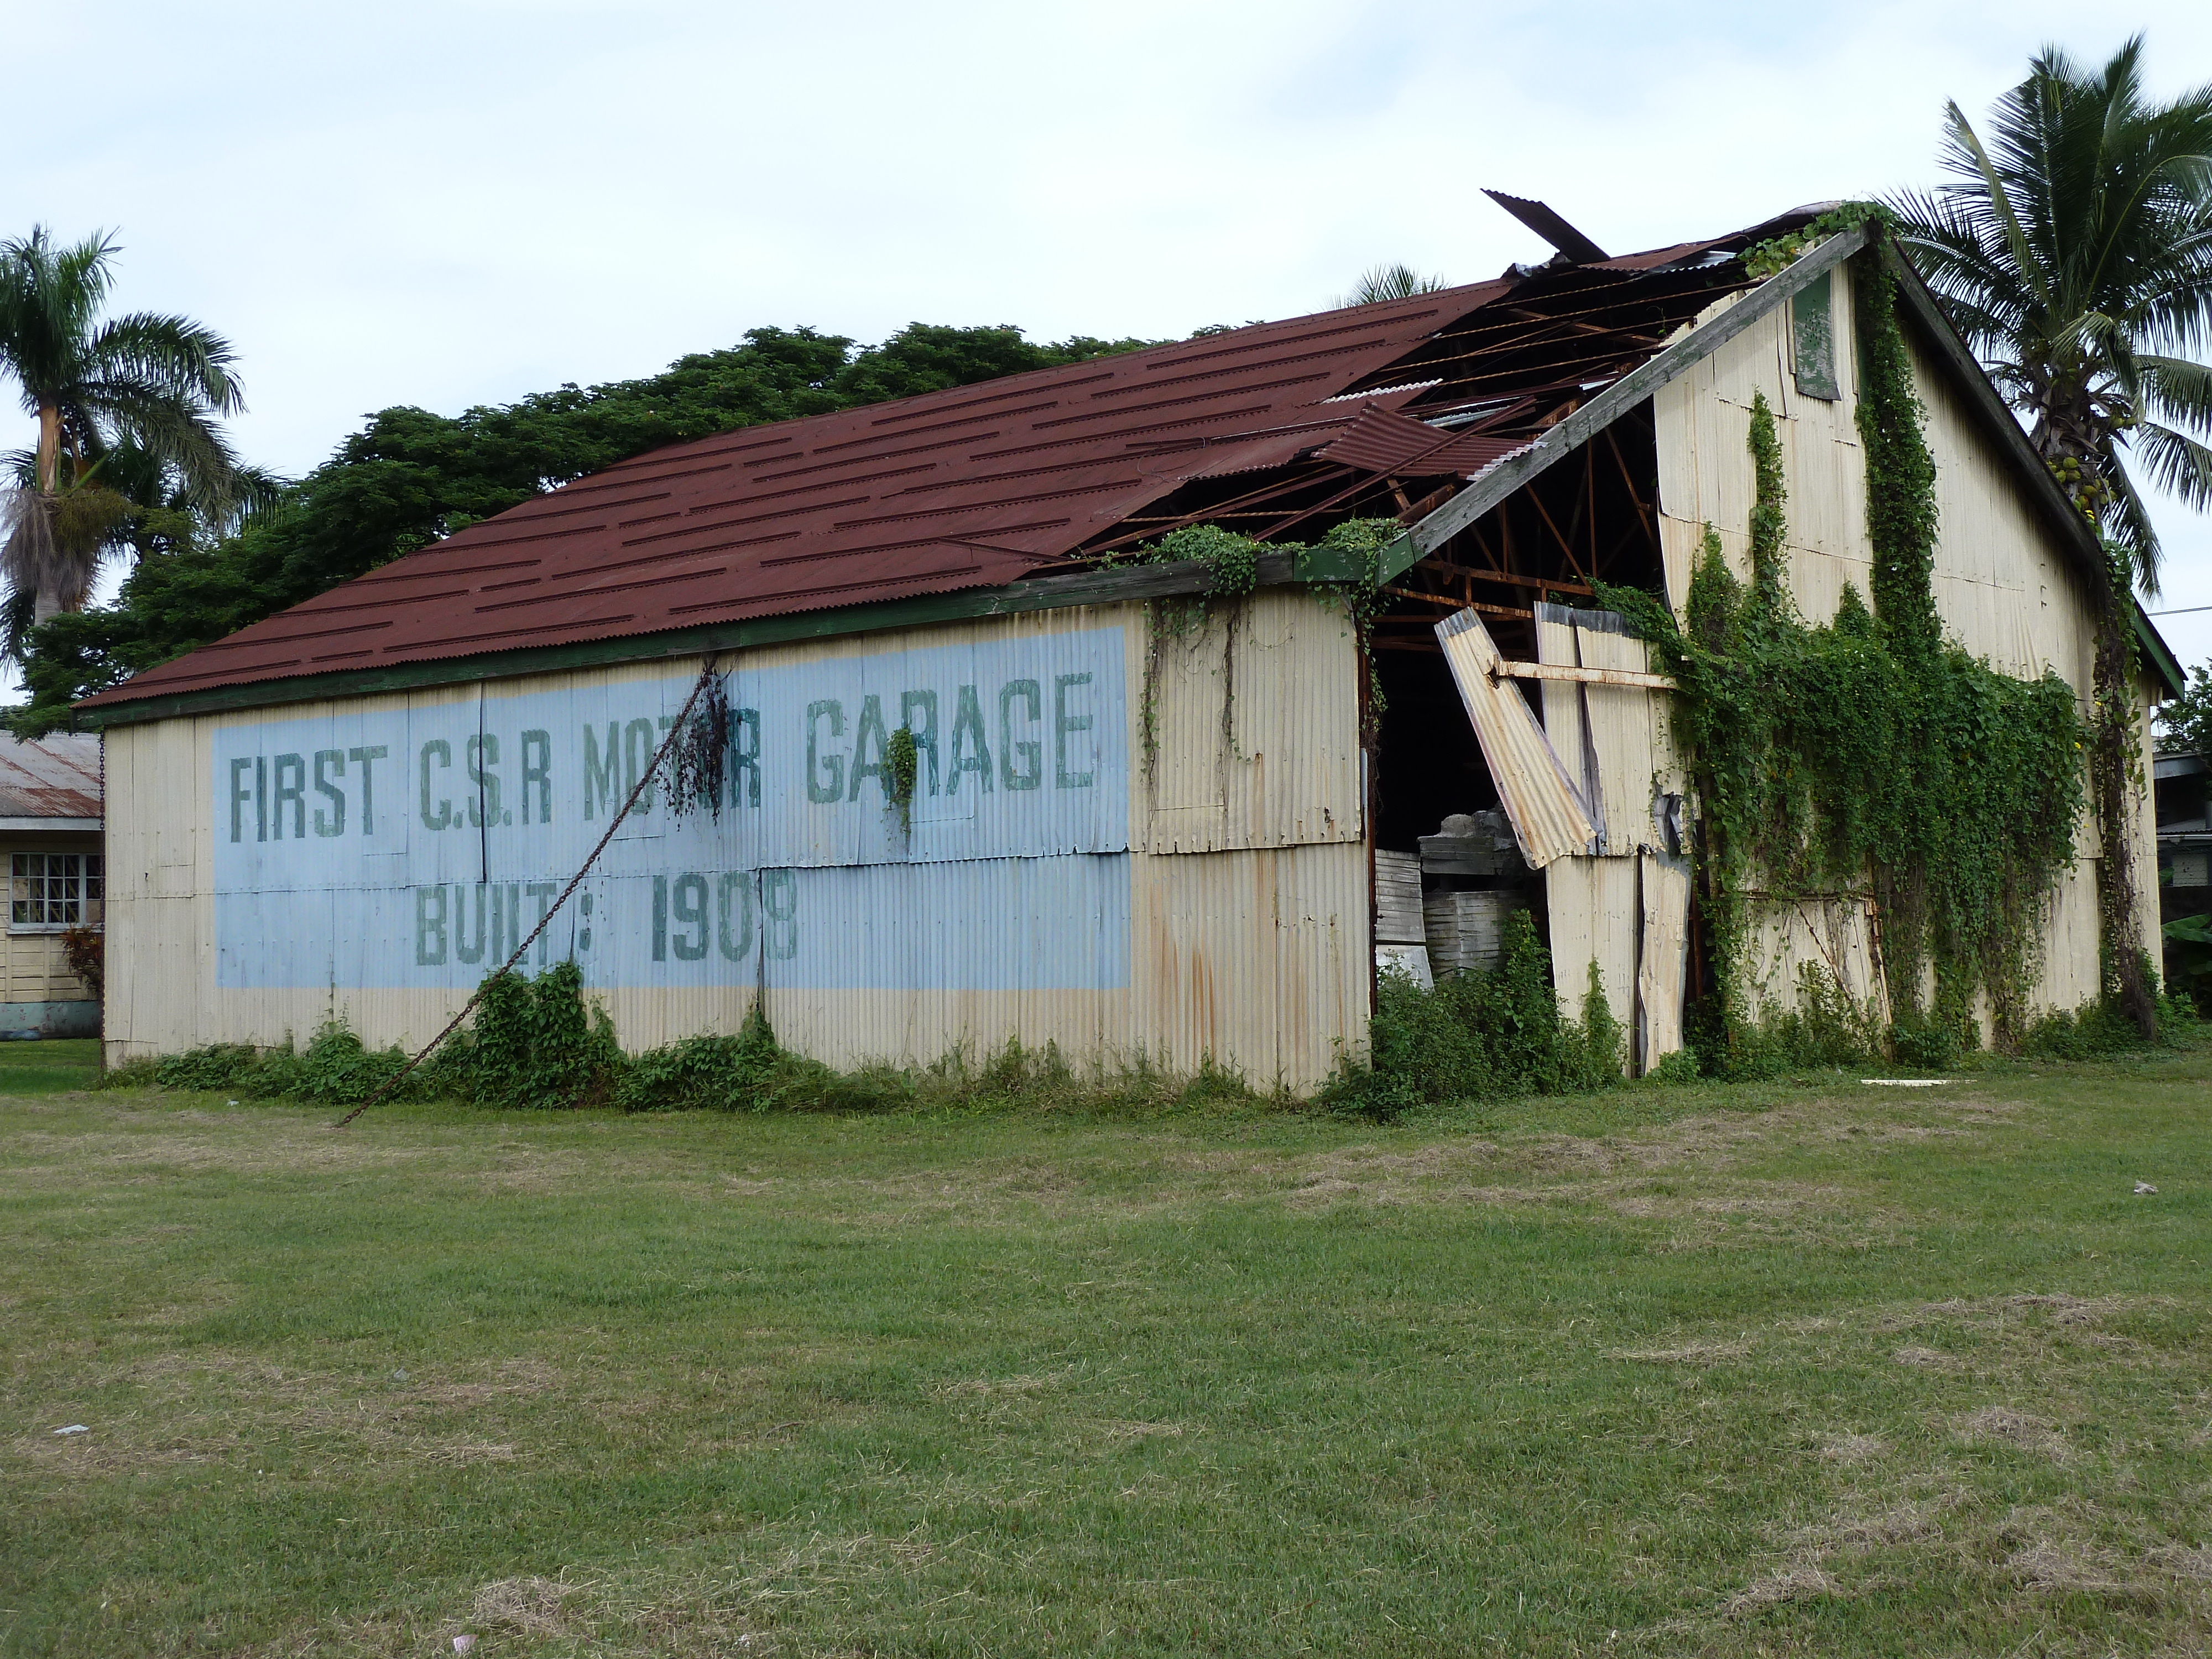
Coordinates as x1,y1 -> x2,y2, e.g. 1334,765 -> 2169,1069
0,734 -> 102,818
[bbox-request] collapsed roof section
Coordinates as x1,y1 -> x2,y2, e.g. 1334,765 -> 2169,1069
84,208 -> 1823,712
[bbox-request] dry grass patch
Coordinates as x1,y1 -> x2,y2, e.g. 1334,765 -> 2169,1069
1892,1344 -> 1961,1369
1723,1562 -> 1838,1616
1957,1405 -> 2073,1462
936,1364 -> 1082,1399
1608,1339 -> 1754,1365
472,1573 -> 582,1637
1818,1432 -> 1889,1464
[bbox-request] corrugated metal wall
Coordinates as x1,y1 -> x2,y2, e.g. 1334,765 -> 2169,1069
103,588 -> 1369,1090
1647,259 -> 2161,1032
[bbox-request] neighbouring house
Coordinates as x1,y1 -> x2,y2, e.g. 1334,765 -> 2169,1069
2158,749 -> 2209,933
76,206 -> 2182,1083
0,733 -> 103,1039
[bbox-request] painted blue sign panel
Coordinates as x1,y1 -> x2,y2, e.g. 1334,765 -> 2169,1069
212,628 -> 1131,990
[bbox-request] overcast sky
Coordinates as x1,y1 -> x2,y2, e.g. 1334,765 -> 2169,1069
8,0 -> 2212,677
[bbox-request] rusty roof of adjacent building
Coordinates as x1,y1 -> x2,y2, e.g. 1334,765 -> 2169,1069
84,211 -> 1819,711
0,734 -> 102,820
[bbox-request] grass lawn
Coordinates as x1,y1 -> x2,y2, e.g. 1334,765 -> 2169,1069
3,1049 -> 2209,1656
0,1039 -> 101,1097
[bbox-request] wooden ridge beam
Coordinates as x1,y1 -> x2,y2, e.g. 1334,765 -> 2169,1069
1491,659 -> 1677,691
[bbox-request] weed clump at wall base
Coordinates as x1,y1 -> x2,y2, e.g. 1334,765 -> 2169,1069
129,958 -> 1282,1118
615,1024 -> 1272,1118
2022,965 -> 2200,1061
123,961 -> 622,1110
441,961 -> 621,1109
1321,914 -> 1624,1120
614,1005 -> 839,1112
122,1023 -> 434,1105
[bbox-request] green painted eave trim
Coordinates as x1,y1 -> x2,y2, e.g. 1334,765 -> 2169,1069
79,546 -> 1372,728
2134,605 -> 2188,702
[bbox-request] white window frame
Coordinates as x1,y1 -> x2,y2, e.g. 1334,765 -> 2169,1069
9,849 -> 105,933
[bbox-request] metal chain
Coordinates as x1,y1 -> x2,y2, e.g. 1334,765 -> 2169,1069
332,656 -> 719,1128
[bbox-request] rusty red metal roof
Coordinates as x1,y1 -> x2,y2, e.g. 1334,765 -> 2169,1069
0,734 -> 101,819
86,210 -> 1814,710
1314,405 -> 1530,479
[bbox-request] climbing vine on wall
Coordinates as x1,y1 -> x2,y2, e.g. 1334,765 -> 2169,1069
1605,272 -> 2087,1057
885,724 -> 919,833
1853,255 -> 1943,659
1125,518 -> 1402,772
662,659 -> 734,820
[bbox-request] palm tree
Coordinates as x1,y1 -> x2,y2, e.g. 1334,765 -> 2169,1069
0,225 -> 251,635
1895,38 -> 2212,1036
1890,36 -> 2212,594
1339,263 -> 1450,307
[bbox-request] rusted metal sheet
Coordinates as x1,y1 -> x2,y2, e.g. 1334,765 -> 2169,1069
0,734 -> 102,822
86,294 -> 1507,710
1483,190 -> 1609,264
1130,841 -> 1368,1088
1314,405 -> 1527,478
1433,608 -> 1592,868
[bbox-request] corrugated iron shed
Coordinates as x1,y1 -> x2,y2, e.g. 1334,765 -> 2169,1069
0,734 -> 102,823
84,211 -> 1831,712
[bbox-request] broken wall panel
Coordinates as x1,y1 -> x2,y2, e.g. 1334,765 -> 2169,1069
1533,608 -> 1598,852
1635,850 -> 1691,1072
1543,855 -> 1639,1035
1530,603 -> 1689,1063
1533,604 -> 1671,857
1433,608 -> 1593,869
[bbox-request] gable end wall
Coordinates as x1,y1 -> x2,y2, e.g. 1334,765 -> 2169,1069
1649,260 -> 2158,1024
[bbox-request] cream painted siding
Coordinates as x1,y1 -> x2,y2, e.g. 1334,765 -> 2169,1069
1136,589 -> 1365,853
1649,258 -> 2161,1029
102,588 -> 1369,1091
3,931 -> 95,1004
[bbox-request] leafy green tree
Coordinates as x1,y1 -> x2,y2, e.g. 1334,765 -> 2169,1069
1890,37 -> 2212,592
823,323 -> 1150,405
0,226 -> 254,640
2160,660 -> 2212,755
14,322 -> 1160,732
